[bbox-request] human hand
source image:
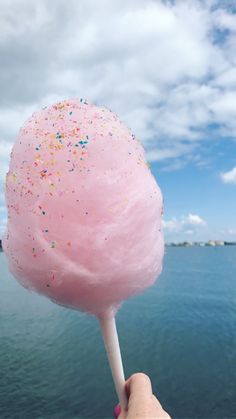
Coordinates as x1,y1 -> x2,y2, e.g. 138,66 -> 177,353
114,373 -> 171,418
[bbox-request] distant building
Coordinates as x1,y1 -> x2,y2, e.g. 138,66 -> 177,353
206,240 -> 216,246
183,241 -> 194,247
166,240 -> 235,247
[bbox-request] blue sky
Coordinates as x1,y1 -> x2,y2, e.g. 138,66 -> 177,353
155,131 -> 236,241
0,0 -> 236,242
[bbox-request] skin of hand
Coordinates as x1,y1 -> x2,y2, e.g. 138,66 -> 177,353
116,373 -> 171,419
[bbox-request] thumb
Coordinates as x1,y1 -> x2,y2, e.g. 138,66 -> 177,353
120,373 -> 171,418
127,373 -> 154,416
115,373 -> 153,418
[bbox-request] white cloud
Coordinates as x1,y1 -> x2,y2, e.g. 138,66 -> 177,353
183,213 -> 206,226
0,0 -> 49,43
163,213 -> 207,234
185,229 -> 194,235
214,68 -> 236,89
162,218 -> 181,233
0,0 -> 235,166
0,105 -> 36,141
213,8 -> 236,32
0,0 -> 236,242
145,143 -> 195,162
220,166 -> 236,184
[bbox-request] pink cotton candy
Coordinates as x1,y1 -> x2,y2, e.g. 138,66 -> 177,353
3,99 -> 164,315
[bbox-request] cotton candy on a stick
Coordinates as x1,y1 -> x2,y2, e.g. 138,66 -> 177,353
3,99 -> 164,409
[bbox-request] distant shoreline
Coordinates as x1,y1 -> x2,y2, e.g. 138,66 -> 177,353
1,239 -> 236,253
166,240 -> 236,247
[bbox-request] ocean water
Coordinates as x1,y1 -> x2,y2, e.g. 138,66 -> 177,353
0,247 -> 236,419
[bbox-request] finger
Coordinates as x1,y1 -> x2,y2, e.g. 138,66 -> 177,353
126,373 -> 171,418
128,373 -> 153,399
114,374 -> 152,419
127,373 -> 153,414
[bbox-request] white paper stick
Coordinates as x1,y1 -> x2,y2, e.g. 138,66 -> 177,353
98,311 -> 128,409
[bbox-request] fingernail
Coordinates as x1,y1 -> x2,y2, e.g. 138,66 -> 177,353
114,403 -> 121,418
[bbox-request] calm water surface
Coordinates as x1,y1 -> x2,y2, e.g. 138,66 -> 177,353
0,247 -> 236,419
